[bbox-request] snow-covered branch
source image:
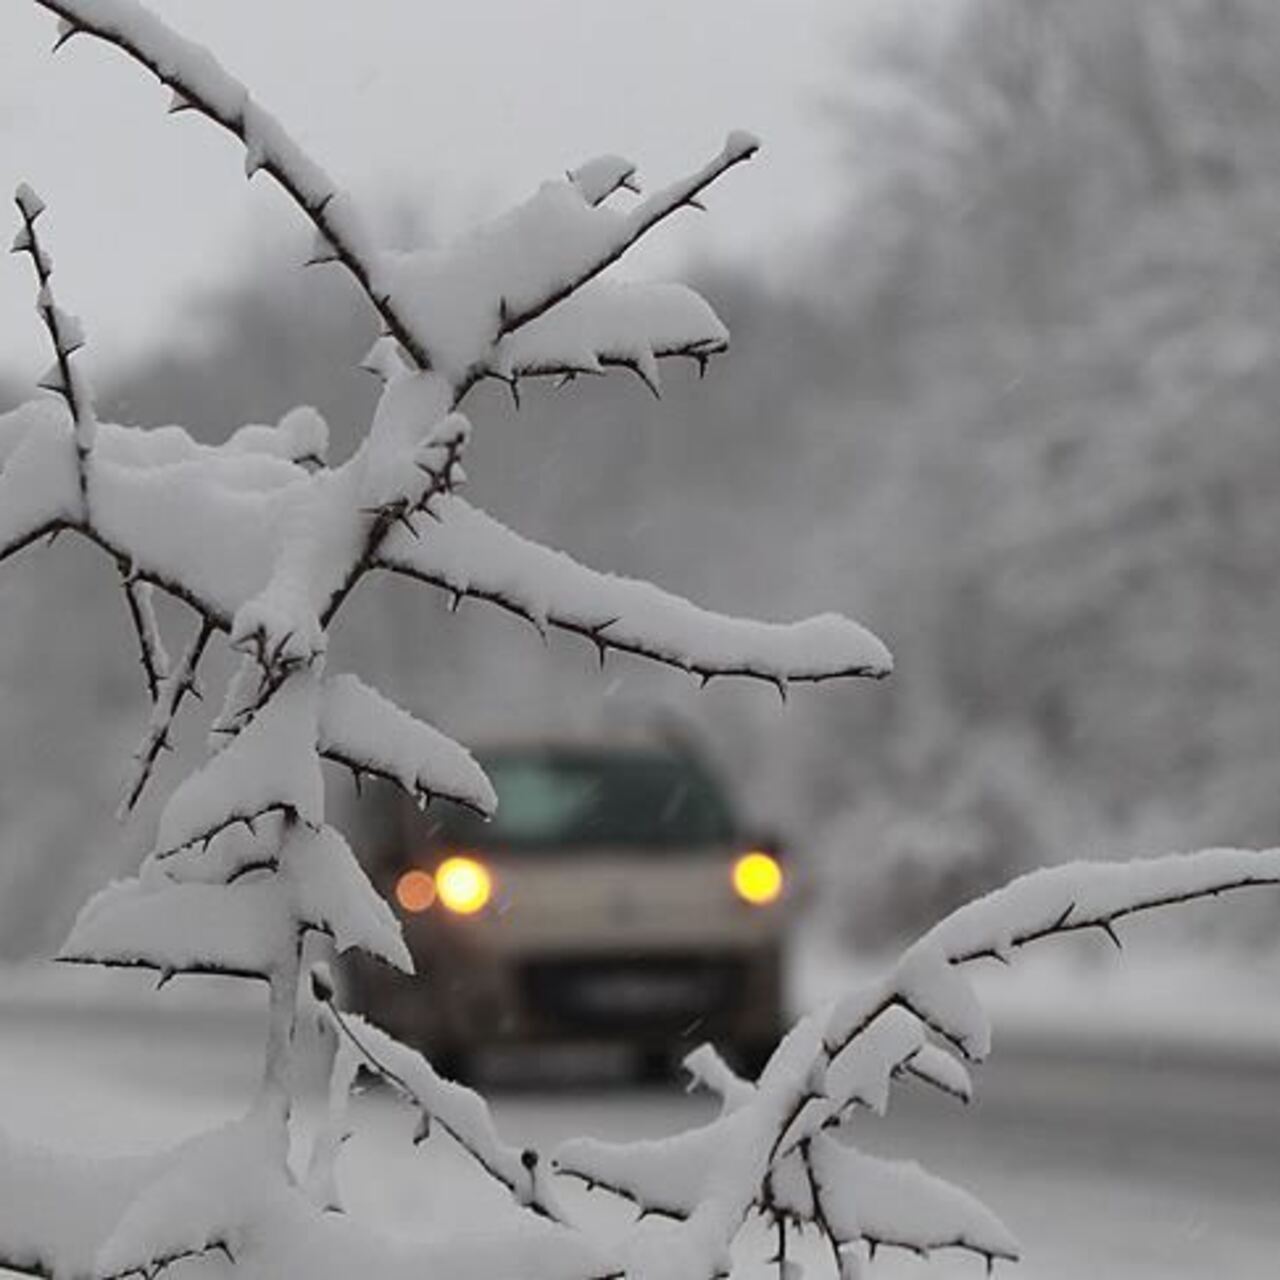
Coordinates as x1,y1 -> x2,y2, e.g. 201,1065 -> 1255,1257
32,0 -> 424,369
315,998 -> 566,1223
31,1 -> 755,399
317,673 -> 496,816
12,184 -> 95,510
490,132 -> 758,343
378,496 -> 893,689
557,849 -> 1280,1280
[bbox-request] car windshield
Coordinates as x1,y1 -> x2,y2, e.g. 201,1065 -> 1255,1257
437,749 -> 737,850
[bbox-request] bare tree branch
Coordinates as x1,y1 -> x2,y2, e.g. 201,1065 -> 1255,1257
119,571 -> 168,703
120,615 -> 214,815
32,0 -> 431,370
12,184 -> 95,509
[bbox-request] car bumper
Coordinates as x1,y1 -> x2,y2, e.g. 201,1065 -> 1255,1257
350,944 -> 782,1054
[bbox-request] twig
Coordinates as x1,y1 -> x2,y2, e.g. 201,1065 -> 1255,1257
120,615 -> 214,815
34,1 -> 430,371
12,184 -> 95,510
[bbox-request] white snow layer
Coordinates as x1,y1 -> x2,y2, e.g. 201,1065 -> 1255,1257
810,1138 -> 1018,1262
318,673 -> 496,815
493,280 -> 728,389
922,846 -> 1280,964
63,823 -> 409,978
156,668 -> 323,855
380,495 -> 893,683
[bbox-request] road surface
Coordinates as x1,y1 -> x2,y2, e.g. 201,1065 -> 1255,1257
0,992 -> 1275,1279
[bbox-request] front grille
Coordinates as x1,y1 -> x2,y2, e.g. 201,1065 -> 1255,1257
520,955 -> 744,1030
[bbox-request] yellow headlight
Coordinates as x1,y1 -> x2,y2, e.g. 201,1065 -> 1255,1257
732,851 -> 783,906
435,855 -> 493,916
394,868 -> 436,914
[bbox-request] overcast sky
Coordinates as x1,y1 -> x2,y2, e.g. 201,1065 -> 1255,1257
1,1 -> 867,383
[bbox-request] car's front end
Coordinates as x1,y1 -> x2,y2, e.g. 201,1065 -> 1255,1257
352,740 -> 789,1074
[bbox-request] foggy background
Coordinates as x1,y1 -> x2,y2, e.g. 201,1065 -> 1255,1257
2,0 -> 1279,957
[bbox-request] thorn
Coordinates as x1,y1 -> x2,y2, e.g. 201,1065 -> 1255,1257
507,377 -> 521,410
351,768 -> 363,797
700,672 -> 714,689
51,20 -> 80,52
449,590 -> 464,614
412,1110 -> 431,1146
167,88 -> 195,115
1098,920 -> 1123,951
686,197 -> 707,212
396,511 -> 419,539
155,969 -> 175,991
773,676 -> 789,704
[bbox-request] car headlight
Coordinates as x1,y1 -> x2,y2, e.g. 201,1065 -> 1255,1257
732,851 -> 784,906
435,855 -> 493,915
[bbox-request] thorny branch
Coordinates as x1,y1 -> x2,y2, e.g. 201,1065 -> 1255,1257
121,615 -> 214,814
119,571 -> 168,703
484,134 -> 758,353
35,0 -> 431,370
12,185 -> 94,510
315,997 -> 566,1224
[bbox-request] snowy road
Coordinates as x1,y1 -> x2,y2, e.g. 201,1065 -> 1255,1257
0,993 -> 1275,1279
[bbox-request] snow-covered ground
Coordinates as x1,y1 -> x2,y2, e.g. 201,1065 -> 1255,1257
0,943 -> 1276,1279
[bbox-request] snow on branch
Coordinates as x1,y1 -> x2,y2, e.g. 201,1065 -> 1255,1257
315,999 -> 565,1222
807,1140 -> 1018,1267
378,496 -> 893,689
383,136 -> 756,386
0,400 -> 82,567
926,846 -> 1280,965
557,848 -> 1280,1280
485,137 -> 757,343
492,281 -> 729,397
0,1128 -> 163,1280
318,673 -> 496,816
153,666 -> 322,858
60,875 -> 291,981
32,3 -> 755,394
12,184 -> 95,510
62,823 -> 410,980
31,0 -> 423,366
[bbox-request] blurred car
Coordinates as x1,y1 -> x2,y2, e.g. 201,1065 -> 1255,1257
348,728 -> 789,1076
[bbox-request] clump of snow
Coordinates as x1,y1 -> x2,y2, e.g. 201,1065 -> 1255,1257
810,1140 -> 1018,1263
379,495 -> 893,684
156,667 -> 323,854
318,673 -> 496,815
94,1112 -> 292,1280
0,407 -> 80,556
494,280 -> 727,391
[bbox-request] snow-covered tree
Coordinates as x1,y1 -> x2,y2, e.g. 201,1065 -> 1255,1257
0,3 -> 1277,1278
